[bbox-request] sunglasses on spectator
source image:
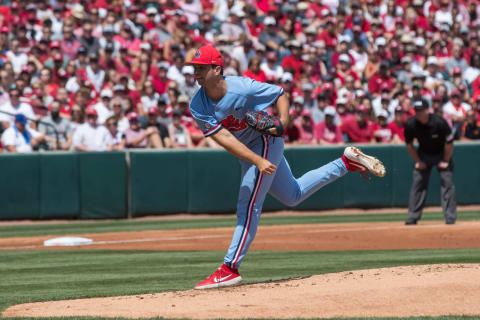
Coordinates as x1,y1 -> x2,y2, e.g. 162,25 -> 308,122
107,122 -> 117,126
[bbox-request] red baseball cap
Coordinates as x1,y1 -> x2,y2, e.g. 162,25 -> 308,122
85,106 -> 98,116
184,46 -> 224,67
148,106 -> 159,115
127,112 -> 139,120
50,41 -> 61,49
356,105 -> 368,113
322,82 -> 333,90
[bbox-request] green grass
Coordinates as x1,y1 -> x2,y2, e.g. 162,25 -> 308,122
0,249 -> 479,320
1,211 -> 479,238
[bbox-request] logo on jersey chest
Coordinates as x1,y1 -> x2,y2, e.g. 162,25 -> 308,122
221,115 -> 247,131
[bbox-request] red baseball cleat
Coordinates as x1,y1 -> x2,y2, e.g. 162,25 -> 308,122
194,264 -> 242,290
342,146 -> 386,177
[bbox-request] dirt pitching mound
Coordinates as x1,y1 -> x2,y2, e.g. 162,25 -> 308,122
3,264 -> 480,319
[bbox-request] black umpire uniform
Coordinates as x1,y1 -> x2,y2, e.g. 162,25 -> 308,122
404,99 -> 457,225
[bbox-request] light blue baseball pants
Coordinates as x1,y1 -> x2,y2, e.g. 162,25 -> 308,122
225,135 -> 348,269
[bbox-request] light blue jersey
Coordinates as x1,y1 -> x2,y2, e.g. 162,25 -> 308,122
189,76 -> 283,143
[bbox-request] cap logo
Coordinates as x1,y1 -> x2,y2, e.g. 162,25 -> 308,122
195,49 -> 201,59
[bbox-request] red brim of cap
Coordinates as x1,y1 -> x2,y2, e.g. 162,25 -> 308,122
184,60 -> 210,65
184,60 -> 222,66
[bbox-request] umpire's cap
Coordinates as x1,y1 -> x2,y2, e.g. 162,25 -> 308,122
413,99 -> 429,111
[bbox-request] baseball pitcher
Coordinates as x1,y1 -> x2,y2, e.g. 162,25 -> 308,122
186,46 -> 386,289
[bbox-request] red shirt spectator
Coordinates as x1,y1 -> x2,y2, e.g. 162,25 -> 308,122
282,41 -> 304,80
317,19 -> 337,50
294,109 -> 316,144
341,106 -> 374,143
368,61 -> 395,95
388,106 -> 406,142
243,57 -> 267,82
315,107 -> 344,144
371,111 -> 393,143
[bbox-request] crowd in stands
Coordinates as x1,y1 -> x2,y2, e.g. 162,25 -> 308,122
1,0 -> 480,153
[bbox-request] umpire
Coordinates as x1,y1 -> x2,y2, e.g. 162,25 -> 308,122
404,99 -> 457,225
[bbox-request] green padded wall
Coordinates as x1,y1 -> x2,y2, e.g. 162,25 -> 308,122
130,150 -> 188,216
78,152 -> 127,219
0,143 -> 479,220
187,149 -> 240,213
39,153 -> 80,219
0,154 -> 40,219
128,143 -> 480,215
453,143 -> 480,204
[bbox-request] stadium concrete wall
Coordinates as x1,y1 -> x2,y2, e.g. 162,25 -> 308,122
0,143 -> 479,220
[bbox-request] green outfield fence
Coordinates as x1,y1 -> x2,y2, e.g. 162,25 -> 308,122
1,143 -> 479,220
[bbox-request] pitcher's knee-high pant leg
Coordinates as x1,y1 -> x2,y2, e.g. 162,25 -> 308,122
224,136 -> 283,269
269,157 -> 348,207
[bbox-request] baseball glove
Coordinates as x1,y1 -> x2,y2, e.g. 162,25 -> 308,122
245,110 -> 284,137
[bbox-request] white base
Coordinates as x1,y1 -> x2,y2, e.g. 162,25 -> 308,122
43,237 -> 93,247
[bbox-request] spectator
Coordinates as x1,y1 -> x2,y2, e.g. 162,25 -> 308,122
124,112 -> 163,149
372,110 -> 393,143
138,80 -> 160,117
72,107 -> 110,151
79,21 -> 101,56
93,89 -> 114,125
178,66 -> 200,99
314,106 -> 344,145
6,39 -> 28,74
260,51 -> 284,82
460,110 -> 480,140
258,17 -> 283,51
104,116 -> 126,151
295,109 -> 316,145
111,98 -> 129,133
443,89 -> 471,136
86,54 -> 105,93
389,106 -> 406,143
445,44 -> 469,74
282,40 -> 304,80
143,107 -> 172,148
1,114 -> 44,152
243,57 -> 267,83
301,83 -> 317,110
168,109 -> 192,148
368,60 -> 395,96
39,100 -> 73,151
60,22 -> 82,61
283,109 -> 300,145
0,85 -> 35,129
341,105 -> 374,143
70,104 -> 85,132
